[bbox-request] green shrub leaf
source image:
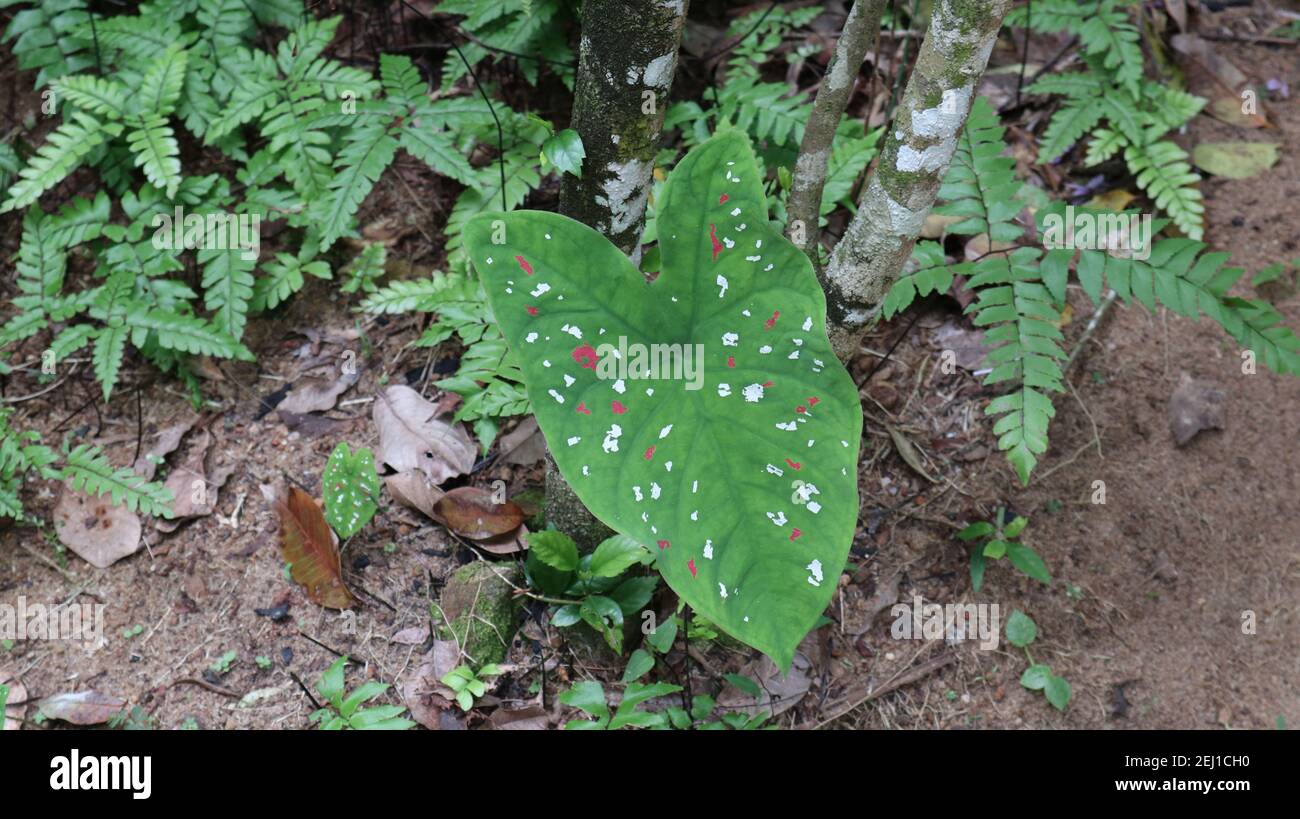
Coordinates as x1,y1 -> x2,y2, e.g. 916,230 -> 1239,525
464,131 -> 862,670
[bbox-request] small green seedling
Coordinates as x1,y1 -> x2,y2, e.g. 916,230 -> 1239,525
0,683 -> 8,730
209,650 -> 237,675
440,664 -> 502,712
959,508 -> 1050,591
121,624 -> 144,639
561,675 -> 771,730
526,530 -> 657,654
1005,610 -> 1071,712
310,656 -> 414,730
255,655 -> 273,670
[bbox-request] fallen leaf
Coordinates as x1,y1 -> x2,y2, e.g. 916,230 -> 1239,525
474,522 -> 529,555
932,321 -> 992,371
1,670 -> 27,730
37,690 -> 126,725
485,704 -> 549,730
274,486 -> 357,609
132,419 -> 195,480
1169,373 -> 1226,446
399,640 -> 463,730
391,625 -> 430,645
384,469 -> 447,518
433,486 -> 525,540
886,425 -> 937,483
715,650 -> 812,719
1192,141 -> 1279,179
155,430 -> 237,531
373,385 -> 476,484
497,416 -> 546,465
277,368 -> 359,415
53,486 -> 142,569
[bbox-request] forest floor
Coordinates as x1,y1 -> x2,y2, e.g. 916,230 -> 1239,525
1,7 -> 1296,730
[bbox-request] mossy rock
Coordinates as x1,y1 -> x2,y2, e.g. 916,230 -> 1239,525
434,561 -> 521,667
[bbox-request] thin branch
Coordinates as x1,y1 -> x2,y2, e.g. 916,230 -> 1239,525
787,0 -> 888,263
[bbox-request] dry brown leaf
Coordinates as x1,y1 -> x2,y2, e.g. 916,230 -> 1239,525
400,640 -> 464,730
384,469 -> 446,518
374,385 -> 476,483
497,416 -> 546,465
155,430 -> 237,532
36,690 -> 126,725
391,625 -> 430,645
485,704 -> 549,730
132,419 -> 195,480
274,486 -> 357,609
433,486 -> 525,540
277,368 -> 359,415
53,486 -> 142,569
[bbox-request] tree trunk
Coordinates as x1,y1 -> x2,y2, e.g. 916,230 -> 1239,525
821,0 -> 1011,359
548,0 -> 689,548
786,0 -> 887,263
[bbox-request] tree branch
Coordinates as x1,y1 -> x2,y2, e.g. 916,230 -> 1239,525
786,0 -> 888,264
821,0 -> 1011,358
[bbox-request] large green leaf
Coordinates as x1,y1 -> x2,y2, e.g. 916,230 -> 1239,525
464,131 -> 862,670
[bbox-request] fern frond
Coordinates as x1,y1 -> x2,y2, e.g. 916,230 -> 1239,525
136,43 -> 188,116
131,309 -> 251,359
359,275 -> 474,314
2,0 -> 92,88
52,74 -> 129,118
198,245 -> 256,340
399,126 -> 476,186
1077,4 -> 1143,97
936,97 -> 1023,242
1125,139 -> 1203,239
341,243 -> 387,295
92,322 -> 129,399
47,190 -> 111,246
62,443 -> 174,517
126,114 -> 182,198
1,111 -> 118,212
1037,99 -> 1104,162
313,122 -> 399,251
251,252 -> 331,311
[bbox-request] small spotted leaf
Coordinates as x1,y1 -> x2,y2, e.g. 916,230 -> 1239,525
322,442 -> 380,539
464,131 -> 862,670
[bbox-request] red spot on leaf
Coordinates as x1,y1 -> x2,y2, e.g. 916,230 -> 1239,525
718,193 -> 729,204
726,356 -> 735,368
688,558 -> 697,578
572,343 -> 599,370
644,446 -> 656,460
611,400 -> 628,415
514,255 -> 534,275
764,310 -> 780,329
709,223 -> 723,261
658,540 -> 670,550
796,405 -> 806,414
525,306 -> 539,316
785,458 -> 801,471
762,380 -> 774,388
575,402 -> 591,415
807,396 -> 820,406
790,528 -> 802,541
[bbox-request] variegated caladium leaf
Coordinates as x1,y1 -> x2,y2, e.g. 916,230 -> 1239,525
463,131 -> 862,669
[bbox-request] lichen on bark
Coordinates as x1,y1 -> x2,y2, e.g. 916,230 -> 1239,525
820,0 -> 1011,358
550,0 -> 689,549
559,0 -> 690,257
786,0 -> 887,262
